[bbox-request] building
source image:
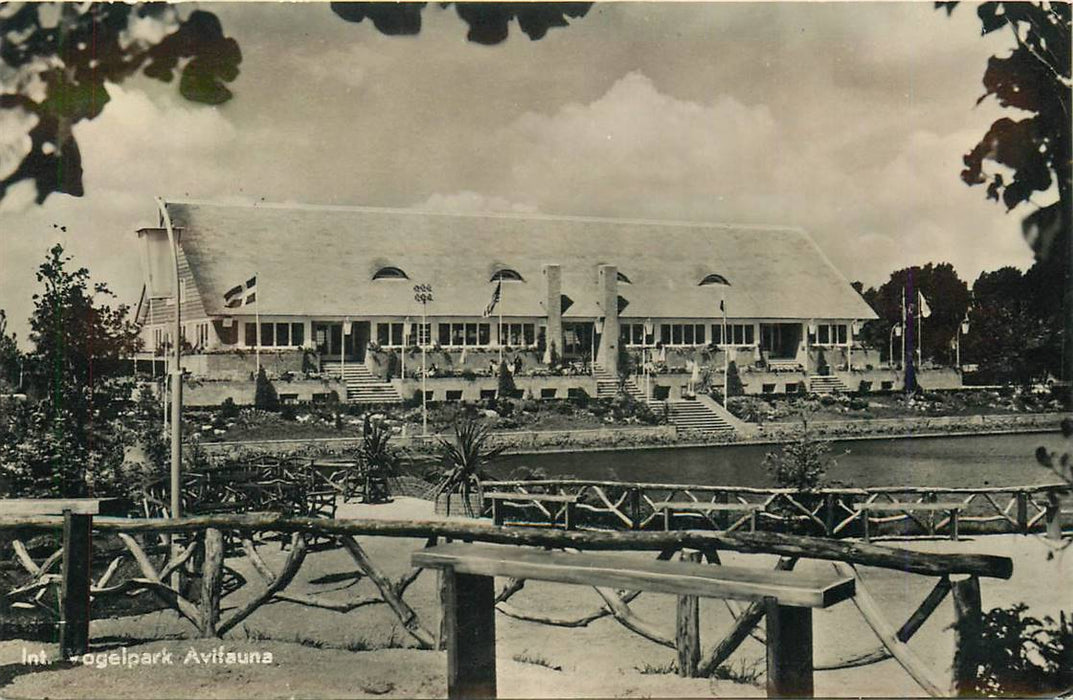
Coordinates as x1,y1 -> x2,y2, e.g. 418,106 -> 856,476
134,199 -> 910,405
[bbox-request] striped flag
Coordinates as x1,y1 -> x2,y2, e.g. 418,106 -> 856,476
224,276 -> 257,308
482,280 -> 501,318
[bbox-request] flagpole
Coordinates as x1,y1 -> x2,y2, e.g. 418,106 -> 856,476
255,272 -> 261,375
902,285 -> 908,394
722,297 -> 728,409
499,282 -> 504,366
916,292 -> 923,368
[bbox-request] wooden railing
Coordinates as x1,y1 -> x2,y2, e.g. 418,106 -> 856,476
1,511 -> 1014,697
481,479 -> 1071,539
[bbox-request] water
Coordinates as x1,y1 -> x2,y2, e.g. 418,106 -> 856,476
492,431 -> 1068,488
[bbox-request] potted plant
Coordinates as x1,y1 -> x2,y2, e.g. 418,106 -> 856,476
432,419 -> 507,517
358,416 -> 399,503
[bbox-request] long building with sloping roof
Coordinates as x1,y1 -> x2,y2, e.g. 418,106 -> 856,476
135,199 -> 880,402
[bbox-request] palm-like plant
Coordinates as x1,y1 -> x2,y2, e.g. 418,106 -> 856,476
434,419 -> 508,516
357,416 -> 399,503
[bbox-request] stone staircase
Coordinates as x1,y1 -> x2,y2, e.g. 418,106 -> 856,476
592,364 -> 644,400
650,398 -> 735,434
809,375 -> 849,394
321,362 -> 402,404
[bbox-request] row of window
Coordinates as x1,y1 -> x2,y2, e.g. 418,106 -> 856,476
618,322 -> 849,347
245,322 -> 306,348
375,322 -> 537,348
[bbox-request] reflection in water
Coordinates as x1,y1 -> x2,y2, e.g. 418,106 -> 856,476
492,431 -> 1066,488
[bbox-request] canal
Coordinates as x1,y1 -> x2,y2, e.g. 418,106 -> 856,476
492,430 -> 1068,488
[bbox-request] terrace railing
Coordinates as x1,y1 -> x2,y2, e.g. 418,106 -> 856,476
480,479 -> 1071,539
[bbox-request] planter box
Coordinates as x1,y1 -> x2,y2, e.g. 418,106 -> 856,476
434,491 -> 485,518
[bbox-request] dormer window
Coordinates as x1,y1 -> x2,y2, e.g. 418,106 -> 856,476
373,266 -> 408,280
699,273 -> 730,287
617,272 -> 632,284
491,268 -> 524,282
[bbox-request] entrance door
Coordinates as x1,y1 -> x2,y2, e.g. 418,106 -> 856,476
760,323 -> 802,359
562,322 -> 595,361
353,321 -> 370,362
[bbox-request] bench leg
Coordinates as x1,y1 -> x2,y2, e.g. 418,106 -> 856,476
861,511 -> 870,543
664,508 -> 672,532
492,499 -> 502,527
675,550 -> 701,677
565,503 -> 575,531
443,570 -> 497,699
766,601 -> 813,698
60,511 -> 92,658
950,509 -> 959,542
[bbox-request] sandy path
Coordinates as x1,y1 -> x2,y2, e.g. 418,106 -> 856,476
1,497 -> 1068,698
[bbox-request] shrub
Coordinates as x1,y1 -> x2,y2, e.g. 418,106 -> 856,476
280,404 -> 297,421
385,351 -> 400,379
254,367 -> 279,412
497,360 -> 516,397
762,426 -> 834,491
962,603 -> 1073,697
858,380 -> 872,395
220,397 -> 240,420
726,361 -> 745,398
816,348 -> 829,376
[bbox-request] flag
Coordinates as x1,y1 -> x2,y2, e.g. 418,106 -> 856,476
483,280 -> 501,318
224,276 -> 257,308
917,291 -> 931,319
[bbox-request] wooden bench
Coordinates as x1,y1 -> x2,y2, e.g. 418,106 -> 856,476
485,492 -> 579,530
0,498 -> 124,657
413,542 -> 855,699
653,500 -> 762,532
855,502 -> 964,542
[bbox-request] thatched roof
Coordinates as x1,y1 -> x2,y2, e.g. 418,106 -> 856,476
163,200 -> 876,321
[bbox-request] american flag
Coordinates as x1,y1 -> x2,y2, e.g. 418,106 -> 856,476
482,280 -> 501,318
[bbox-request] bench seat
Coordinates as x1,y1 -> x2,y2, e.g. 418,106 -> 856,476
855,501 -> 964,541
485,492 -> 579,529
652,500 -> 761,532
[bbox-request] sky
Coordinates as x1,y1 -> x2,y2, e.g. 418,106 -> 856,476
0,1 -> 1038,344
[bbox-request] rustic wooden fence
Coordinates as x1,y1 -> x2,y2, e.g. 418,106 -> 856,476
480,479 -> 1071,539
1,511 -> 1014,697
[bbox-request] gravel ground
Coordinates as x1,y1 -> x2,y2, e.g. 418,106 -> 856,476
1,498 -> 1068,699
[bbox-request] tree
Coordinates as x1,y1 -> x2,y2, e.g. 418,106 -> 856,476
725,360 -> 745,398
0,244 -> 139,497
0,2 -> 589,206
939,2 -> 1071,390
858,263 -> 972,366
0,4 -> 242,204
0,310 -> 21,391
963,266 -> 1059,384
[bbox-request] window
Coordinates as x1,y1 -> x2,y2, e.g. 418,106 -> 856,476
620,323 -> 653,346
699,273 -> 731,286
292,323 -> 305,346
490,268 -> 524,282
409,323 -> 431,346
814,323 -> 848,345
245,323 -> 257,347
372,266 -> 408,280
501,323 -> 535,346
377,323 -> 405,347
658,323 -> 707,346
437,322 -> 492,347
712,323 -> 755,346
617,272 -> 632,284
260,323 -> 274,347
